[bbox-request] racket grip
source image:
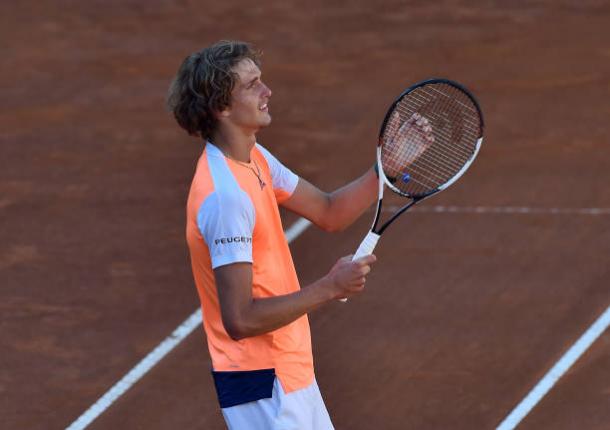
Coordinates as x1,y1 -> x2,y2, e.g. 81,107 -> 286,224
352,231 -> 380,261
340,231 -> 380,303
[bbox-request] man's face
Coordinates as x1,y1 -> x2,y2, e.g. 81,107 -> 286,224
222,58 -> 272,133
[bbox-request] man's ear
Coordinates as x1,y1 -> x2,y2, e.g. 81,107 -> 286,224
216,108 -> 231,119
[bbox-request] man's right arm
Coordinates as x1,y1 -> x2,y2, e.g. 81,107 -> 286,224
215,254 -> 376,340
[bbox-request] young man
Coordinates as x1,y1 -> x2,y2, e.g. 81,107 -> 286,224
167,40 -> 379,430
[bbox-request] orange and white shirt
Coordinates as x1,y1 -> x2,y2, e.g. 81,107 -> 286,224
186,142 -> 314,408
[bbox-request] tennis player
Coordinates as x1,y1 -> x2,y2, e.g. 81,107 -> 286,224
167,40 -> 381,430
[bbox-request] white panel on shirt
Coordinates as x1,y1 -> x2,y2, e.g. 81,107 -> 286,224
255,143 -> 299,195
197,144 -> 255,269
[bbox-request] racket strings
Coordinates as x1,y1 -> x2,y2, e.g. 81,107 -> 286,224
389,107 -> 474,172
382,115 -> 460,191
380,83 -> 481,197
397,103 -> 479,156
384,135 -> 458,182
396,94 -> 479,160
401,97 -> 481,148
387,114 -> 469,172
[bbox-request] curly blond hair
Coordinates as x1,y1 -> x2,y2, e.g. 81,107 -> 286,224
167,40 -> 261,139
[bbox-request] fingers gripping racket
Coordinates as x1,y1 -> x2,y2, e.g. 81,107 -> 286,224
343,78 -> 484,301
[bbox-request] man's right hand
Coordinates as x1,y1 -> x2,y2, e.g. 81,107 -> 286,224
325,254 -> 377,300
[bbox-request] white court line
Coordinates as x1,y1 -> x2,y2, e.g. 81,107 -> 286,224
65,218 -> 312,430
384,205 -> 610,215
496,305 -> 610,430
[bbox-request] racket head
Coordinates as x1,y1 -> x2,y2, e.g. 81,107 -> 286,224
377,78 -> 484,199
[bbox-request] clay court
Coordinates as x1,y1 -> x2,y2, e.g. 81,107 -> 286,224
2,1 -> 610,429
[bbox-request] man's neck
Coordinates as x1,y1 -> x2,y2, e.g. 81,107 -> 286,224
209,129 -> 256,162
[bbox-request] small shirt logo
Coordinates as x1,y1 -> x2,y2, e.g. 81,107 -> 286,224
214,236 -> 252,246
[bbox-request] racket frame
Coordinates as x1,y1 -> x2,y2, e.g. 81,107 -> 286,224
373,78 -> 485,234
343,78 -> 484,302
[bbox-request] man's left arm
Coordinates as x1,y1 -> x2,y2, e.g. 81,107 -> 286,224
281,167 -> 378,232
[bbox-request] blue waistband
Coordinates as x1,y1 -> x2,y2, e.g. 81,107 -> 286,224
212,368 -> 276,408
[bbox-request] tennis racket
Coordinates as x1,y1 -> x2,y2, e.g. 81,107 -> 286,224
342,78 -> 484,302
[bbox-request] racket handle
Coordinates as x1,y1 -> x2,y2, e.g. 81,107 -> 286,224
352,231 -> 380,261
340,231 -> 380,303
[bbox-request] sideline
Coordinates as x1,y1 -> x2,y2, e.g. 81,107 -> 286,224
386,205 -> 610,216
496,305 -> 610,429
65,218 -> 312,430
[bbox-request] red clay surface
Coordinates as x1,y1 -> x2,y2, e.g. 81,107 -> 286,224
2,1 -> 610,429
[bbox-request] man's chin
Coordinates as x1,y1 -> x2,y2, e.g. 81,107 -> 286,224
260,114 -> 272,127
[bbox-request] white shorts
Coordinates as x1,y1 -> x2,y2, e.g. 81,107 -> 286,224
221,378 -> 334,430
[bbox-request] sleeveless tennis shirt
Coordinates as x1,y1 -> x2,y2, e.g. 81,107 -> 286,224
186,142 -> 314,408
